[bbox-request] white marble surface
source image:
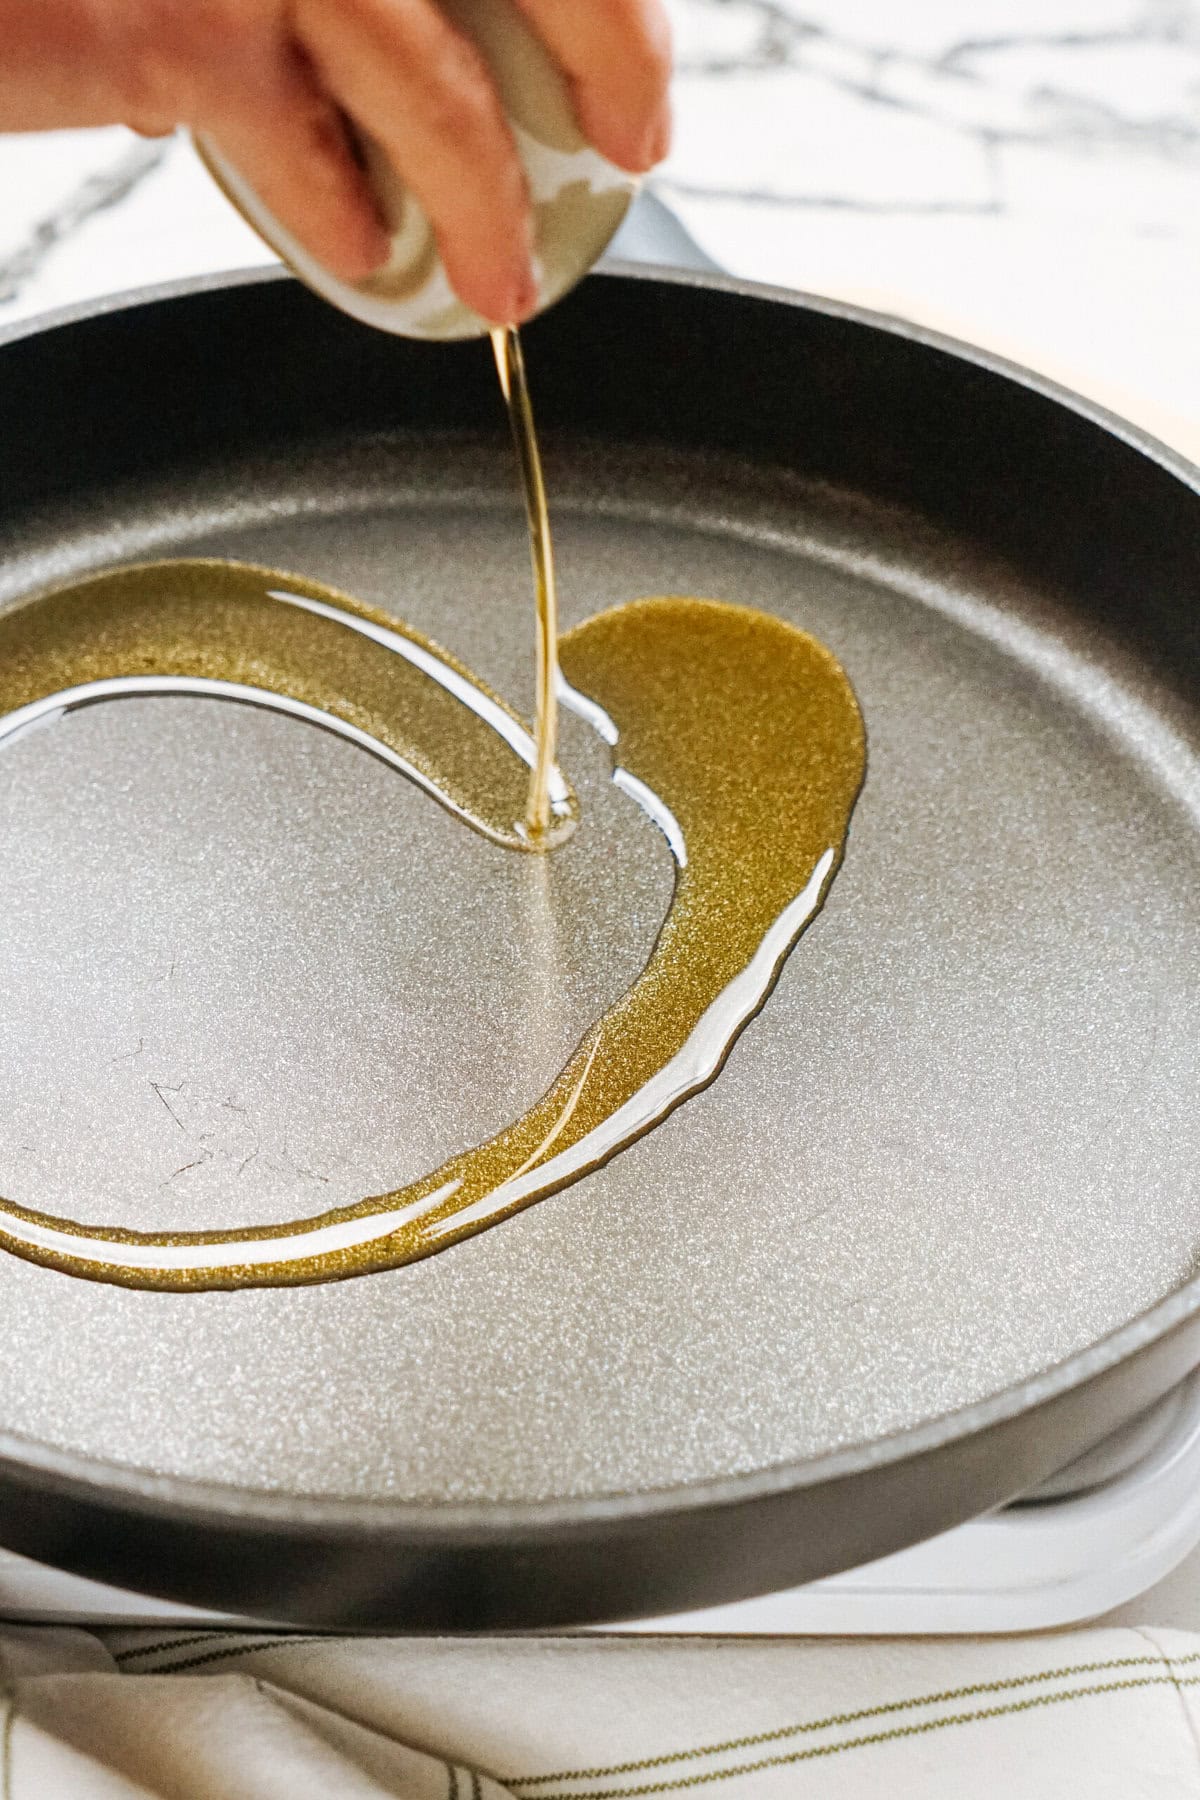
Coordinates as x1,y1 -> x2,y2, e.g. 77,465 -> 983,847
0,1 -> 1199,1629
665,0 -> 1200,456
0,0 -> 1198,453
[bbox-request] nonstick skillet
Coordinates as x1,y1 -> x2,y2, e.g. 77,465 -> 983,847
0,265 -> 1197,1629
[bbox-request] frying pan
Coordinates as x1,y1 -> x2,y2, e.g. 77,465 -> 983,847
0,265 -> 1197,1630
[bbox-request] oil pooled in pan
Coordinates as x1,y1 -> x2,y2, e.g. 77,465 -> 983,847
0,337 -> 865,1290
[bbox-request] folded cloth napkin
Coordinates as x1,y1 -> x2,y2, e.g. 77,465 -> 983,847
4,1623 -> 1200,1797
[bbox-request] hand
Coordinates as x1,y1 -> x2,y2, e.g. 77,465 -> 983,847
0,0 -> 673,324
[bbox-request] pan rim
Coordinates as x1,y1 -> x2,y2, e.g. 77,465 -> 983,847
0,261 -> 1197,1543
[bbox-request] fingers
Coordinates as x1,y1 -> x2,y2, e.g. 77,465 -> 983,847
511,0 -> 673,173
96,1 -> 392,283
297,0 -> 536,325
0,0 -> 146,130
13,0 -> 666,318
203,44 -> 392,283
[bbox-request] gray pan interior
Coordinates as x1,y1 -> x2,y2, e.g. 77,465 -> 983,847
0,267 -> 1197,1627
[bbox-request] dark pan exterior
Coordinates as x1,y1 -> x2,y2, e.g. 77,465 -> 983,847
0,267 -> 1196,1629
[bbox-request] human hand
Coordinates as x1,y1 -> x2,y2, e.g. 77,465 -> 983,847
0,0 -> 672,324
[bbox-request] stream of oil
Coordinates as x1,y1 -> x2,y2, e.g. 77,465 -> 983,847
491,326 -> 560,843
0,336 -> 865,1290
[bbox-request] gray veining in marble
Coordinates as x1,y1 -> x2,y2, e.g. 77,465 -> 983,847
0,140 -> 167,306
668,0 -> 1200,214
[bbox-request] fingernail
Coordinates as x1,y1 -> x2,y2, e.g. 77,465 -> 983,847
362,223 -> 393,276
339,210 -> 392,282
510,266 -> 539,324
339,242 -> 390,284
645,104 -> 672,169
614,114 -> 670,176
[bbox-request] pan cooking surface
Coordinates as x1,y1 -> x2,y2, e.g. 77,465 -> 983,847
0,430 -> 1197,1507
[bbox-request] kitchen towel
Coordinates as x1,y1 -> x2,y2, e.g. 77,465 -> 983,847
3,1623 -> 1200,1797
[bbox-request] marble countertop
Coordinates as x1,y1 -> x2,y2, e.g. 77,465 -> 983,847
0,0 -> 1198,456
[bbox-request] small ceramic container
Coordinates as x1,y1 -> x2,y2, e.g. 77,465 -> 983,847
198,0 -> 638,340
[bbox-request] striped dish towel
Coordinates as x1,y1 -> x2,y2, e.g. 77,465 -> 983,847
2,1624 -> 1200,1795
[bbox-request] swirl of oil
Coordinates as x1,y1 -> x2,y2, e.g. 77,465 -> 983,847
0,565 -> 864,1289
0,559 -> 576,850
